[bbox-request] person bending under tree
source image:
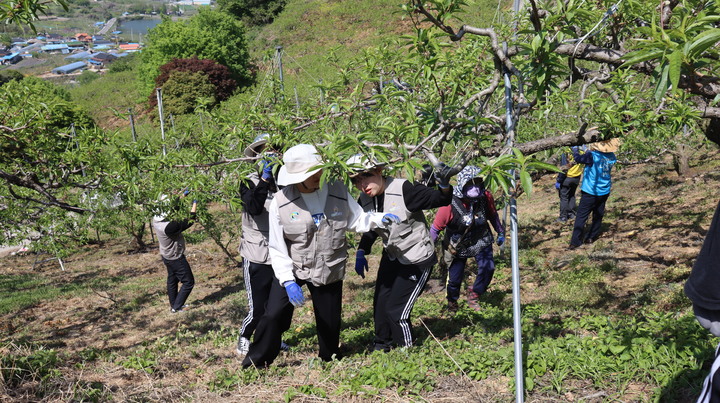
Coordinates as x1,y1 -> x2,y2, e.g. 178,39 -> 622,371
235,133 -> 290,356
241,144 -> 398,368
347,154 -> 455,352
152,192 -> 198,313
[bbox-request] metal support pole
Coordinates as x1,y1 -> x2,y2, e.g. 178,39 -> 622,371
294,85 -> 300,112
504,41 -> 524,403
319,78 -> 325,104
275,46 -> 284,98
128,108 -> 137,142
156,88 -> 167,156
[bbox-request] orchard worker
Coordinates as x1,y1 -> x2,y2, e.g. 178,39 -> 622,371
241,144 -> 399,368
568,138 -> 619,249
347,154 -> 455,352
685,200 -> 720,401
152,191 -> 198,313
235,133 -> 290,356
429,166 -> 505,312
555,145 -> 585,223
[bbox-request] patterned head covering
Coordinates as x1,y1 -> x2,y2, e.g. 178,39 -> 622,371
453,165 -> 484,199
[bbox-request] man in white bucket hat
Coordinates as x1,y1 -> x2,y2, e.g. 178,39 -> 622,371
242,144 -> 400,368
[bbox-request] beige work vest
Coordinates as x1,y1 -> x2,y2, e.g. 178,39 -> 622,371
153,220 -> 186,261
239,172 -> 274,265
358,177 -> 434,265
275,180 -> 349,286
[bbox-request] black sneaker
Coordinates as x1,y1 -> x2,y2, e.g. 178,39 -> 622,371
567,244 -> 580,250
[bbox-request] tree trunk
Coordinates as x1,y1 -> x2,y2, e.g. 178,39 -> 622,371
673,144 -> 691,177
131,222 -> 147,251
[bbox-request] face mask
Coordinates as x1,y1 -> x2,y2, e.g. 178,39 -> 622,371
463,185 -> 483,199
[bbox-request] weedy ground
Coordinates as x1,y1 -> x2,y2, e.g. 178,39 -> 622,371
1,151 -> 719,402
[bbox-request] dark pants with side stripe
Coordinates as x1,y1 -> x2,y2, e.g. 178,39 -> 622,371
242,278 -> 343,368
570,191 -> 610,247
373,253 -> 433,351
162,255 -> 194,311
698,343 -> 720,402
239,259 -> 274,340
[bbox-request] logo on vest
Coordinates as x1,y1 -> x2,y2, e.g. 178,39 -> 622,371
311,213 -> 326,225
330,206 -> 343,218
290,212 -> 300,221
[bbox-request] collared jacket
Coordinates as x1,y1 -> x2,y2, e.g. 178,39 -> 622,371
268,180 -> 386,286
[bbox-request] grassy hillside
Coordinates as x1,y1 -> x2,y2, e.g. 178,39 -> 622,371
1,152 -> 718,401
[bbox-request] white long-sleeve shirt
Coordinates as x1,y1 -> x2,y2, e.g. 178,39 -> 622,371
268,184 -> 386,285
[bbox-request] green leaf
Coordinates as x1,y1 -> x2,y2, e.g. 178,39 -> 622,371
519,170 -> 532,196
654,64 -> 670,101
667,49 -> 682,92
620,49 -> 664,67
687,29 -> 720,59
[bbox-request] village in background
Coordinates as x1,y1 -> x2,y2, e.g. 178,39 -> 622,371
0,0 -> 210,79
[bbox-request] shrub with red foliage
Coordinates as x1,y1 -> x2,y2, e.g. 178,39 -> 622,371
149,57 -> 237,109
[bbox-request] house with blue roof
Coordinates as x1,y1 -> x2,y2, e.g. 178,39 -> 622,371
41,44 -> 70,54
52,61 -> 86,75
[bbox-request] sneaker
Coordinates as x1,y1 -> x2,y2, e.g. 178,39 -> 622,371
467,291 -> 481,311
280,341 -> 290,351
236,337 -> 250,356
170,304 -> 190,313
556,218 -> 567,223
567,244 -> 580,250
447,300 -> 459,313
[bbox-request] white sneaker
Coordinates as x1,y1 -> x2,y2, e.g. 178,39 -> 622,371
236,337 -> 250,356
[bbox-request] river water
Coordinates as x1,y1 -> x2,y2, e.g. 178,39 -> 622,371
117,18 -> 162,37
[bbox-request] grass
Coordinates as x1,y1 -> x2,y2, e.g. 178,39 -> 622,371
0,273 -> 86,315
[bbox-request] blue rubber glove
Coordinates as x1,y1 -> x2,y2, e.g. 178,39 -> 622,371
570,146 -> 579,154
355,250 -> 368,279
284,281 -> 304,307
382,213 -> 401,225
555,182 -> 561,190
192,199 -> 198,204
496,234 -> 505,246
183,188 -> 190,196
261,160 -> 274,182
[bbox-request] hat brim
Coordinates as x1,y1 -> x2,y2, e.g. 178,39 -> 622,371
244,139 -> 268,157
277,165 -> 322,186
348,163 -> 387,178
588,138 -> 620,153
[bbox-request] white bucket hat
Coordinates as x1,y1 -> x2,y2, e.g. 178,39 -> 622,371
244,133 -> 270,157
346,154 -> 387,177
277,144 -> 323,186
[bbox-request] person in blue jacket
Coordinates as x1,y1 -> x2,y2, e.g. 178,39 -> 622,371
568,138 -> 619,249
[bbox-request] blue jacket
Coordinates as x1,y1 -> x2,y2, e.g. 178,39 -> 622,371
574,150 -> 617,196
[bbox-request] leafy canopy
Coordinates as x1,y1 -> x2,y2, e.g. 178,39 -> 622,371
138,8 -> 252,97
